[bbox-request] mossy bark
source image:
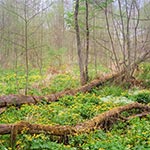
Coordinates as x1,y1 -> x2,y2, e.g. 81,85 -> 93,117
0,71 -> 124,108
0,102 -> 150,147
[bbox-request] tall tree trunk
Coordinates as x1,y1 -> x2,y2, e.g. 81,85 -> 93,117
85,0 -> 89,81
24,1 -> 29,95
105,4 -> 120,71
117,0 -> 126,69
93,9 -> 97,75
74,0 -> 86,85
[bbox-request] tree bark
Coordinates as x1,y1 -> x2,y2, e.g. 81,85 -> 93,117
74,0 -> 87,85
0,71 -> 123,108
105,3 -> 120,71
0,103 -> 150,146
85,0 -> 89,81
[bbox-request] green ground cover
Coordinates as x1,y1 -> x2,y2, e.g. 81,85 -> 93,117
0,86 -> 149,149
0,63 -> 150,149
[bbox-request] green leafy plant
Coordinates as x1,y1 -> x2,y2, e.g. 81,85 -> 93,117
41,73 -> 79,94
133,92 -> 150,104
92,85 -> 124,97
0,75 -> 150,149
0,69 -> 42,95
137,63 -> 150,88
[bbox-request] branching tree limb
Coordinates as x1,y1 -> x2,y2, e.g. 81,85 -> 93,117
0,103 -> 150,147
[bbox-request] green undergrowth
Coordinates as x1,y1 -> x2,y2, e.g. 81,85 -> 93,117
136,62 -> 150,88
0,62 -> 149,96
40,73 -> 80,94
1,117 -> 150,150
69,116 -> 150,150
0,69 -> 42,95
0,63 -> 150,149
71,64 -> 110,80
0,69 -> 81,96
0,93 -> 122,125
0,87 -> 150,149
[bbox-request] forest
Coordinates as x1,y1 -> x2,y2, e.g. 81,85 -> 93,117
0,0 -> 150,149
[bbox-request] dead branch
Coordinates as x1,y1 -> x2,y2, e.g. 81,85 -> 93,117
0,54 -> 148,108
0,102 -> 150,146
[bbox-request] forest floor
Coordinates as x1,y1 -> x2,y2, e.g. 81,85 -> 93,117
0,63 -> 150,150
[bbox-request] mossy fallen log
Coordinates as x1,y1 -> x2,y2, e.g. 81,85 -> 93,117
0,71 -> 123,108
0,102 -> 150,147
0,50 -> 148,109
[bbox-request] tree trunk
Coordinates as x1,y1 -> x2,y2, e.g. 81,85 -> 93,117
0,71 -> 124,108
0,50 -> 149,108
24,0 -> 29,96
85,0 -> 89,81
0,103 -> 150,147
74,0 -> 87,85
105,3 -> 120,71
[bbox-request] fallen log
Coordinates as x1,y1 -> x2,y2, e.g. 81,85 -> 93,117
0,71 -> 124,108
0,102 -> 150,147
1,50 -> 148,108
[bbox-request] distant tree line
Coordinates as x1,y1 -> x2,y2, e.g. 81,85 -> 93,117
0,0 -> 150,92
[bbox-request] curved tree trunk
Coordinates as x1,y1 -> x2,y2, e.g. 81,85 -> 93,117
0,103 -> 150,147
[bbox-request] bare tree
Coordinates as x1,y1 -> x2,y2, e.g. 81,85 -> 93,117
105,2 -> 120,71
0,0 -> 53,95
103,0 -> 150,79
